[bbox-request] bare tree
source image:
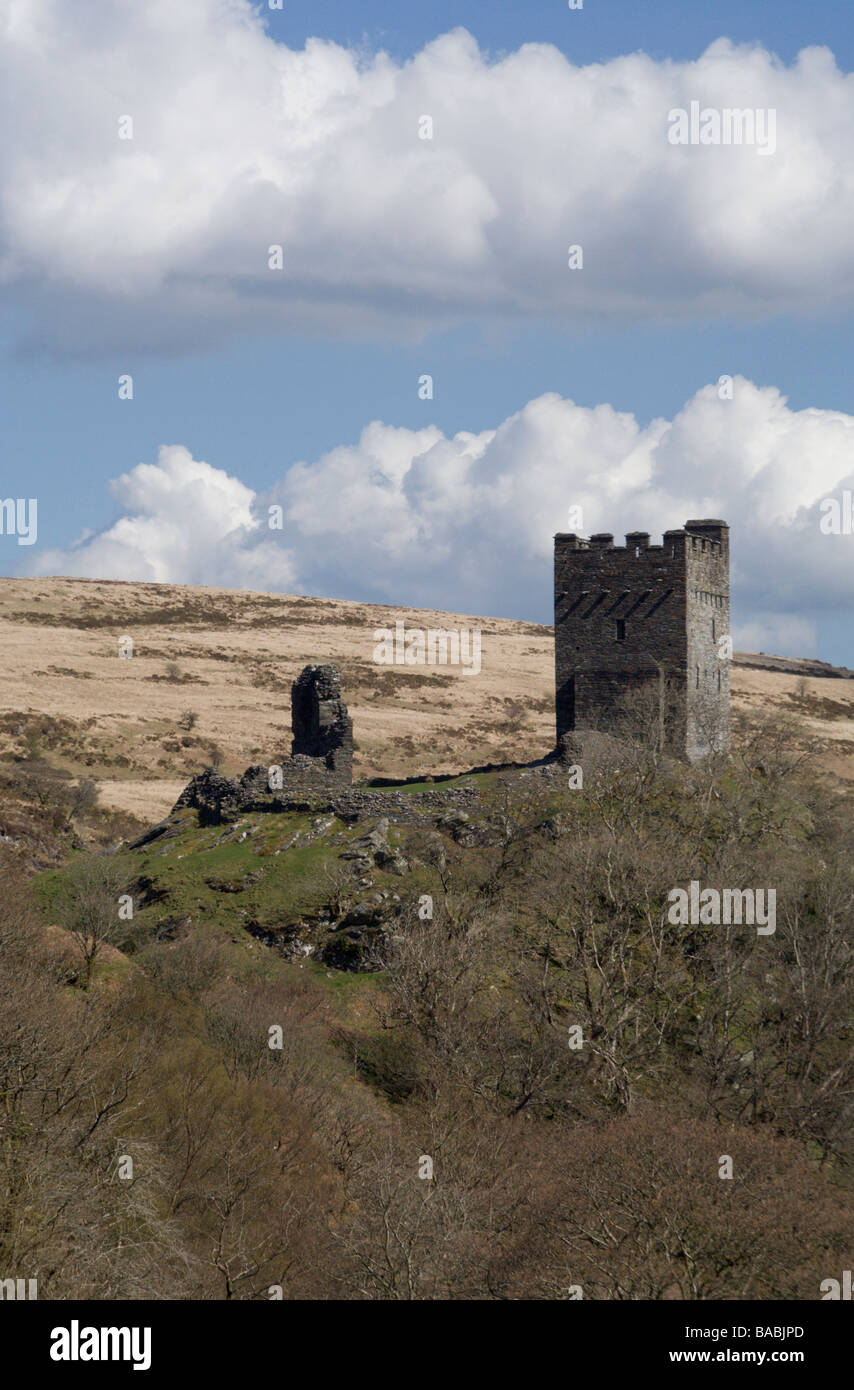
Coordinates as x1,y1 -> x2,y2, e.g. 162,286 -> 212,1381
53,854 -> 128,987
65,777 -> 98,827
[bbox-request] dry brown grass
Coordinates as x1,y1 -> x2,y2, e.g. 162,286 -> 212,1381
2,576 -> 853,822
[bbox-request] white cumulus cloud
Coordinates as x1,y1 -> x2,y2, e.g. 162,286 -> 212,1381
25,379 -> 854,659
2,2 -> 854,351
29,444 -> 297,590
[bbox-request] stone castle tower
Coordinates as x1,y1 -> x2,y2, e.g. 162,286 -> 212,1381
554,520 -> 730,761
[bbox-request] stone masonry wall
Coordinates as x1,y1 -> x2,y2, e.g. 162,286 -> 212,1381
684,522 -> 731,759
554,520 -> 730,761
172,662 -> 354,823
291,664 -> 353,779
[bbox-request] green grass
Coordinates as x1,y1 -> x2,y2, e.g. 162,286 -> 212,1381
33,806 -> 433,972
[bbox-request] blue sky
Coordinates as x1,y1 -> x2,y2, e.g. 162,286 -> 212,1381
264,0 -> 854,70
2,0 -> 854,662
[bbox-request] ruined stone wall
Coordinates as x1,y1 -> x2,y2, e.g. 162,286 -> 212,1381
291,664 -> 353,778
172,663 -> 354,823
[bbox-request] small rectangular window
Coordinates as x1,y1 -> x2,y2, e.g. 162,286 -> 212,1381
712,618 -> 716,640
615,619 -> 626,641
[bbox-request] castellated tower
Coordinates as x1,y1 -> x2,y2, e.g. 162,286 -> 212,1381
554,520 -> 730,762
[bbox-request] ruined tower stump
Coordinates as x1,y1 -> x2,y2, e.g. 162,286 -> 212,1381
291,663 -> 353,780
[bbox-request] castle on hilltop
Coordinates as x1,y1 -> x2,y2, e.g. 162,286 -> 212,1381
553,520 -> 730,762
170,522 -> 731,836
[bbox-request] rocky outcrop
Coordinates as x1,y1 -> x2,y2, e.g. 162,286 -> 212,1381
340,818 -> 409,875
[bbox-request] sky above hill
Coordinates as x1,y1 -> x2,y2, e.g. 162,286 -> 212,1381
2,0 -> 854,662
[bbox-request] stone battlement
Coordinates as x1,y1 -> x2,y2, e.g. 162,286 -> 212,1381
555,520 -> 727,557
